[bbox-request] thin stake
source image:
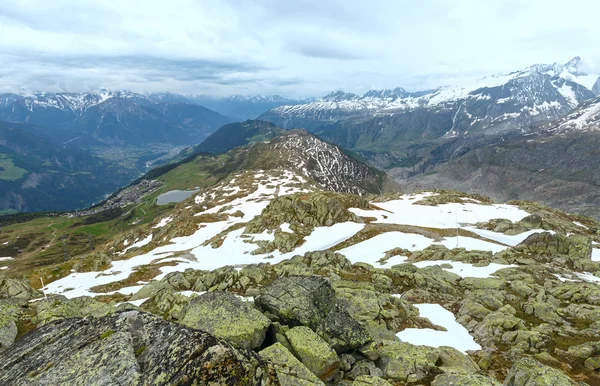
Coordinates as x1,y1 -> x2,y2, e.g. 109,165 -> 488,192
455,203 -> 459,248
40,277 -> 47,299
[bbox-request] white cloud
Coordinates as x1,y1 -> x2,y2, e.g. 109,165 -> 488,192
0,0 -> 598,96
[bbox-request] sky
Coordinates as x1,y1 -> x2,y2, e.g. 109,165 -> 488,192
0,0 -> 599,97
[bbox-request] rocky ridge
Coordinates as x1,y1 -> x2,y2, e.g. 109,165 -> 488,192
2,182 -> 600,384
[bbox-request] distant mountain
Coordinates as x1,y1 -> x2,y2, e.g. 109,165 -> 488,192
0,121 -> 131,213
0,90 -> 233,148
193,120 -> 284,155
260,57 -> 599,148
539,96 -> 600,134
188,94 -> 309,120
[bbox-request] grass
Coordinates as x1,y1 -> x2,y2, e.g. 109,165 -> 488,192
0,154 -> 27,181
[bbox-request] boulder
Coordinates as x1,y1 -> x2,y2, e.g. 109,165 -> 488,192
432,372 -> 501,385
33,296 -> 114,326
503,357 -> 578,386
179,291 -> 271,350
259,342 -> 325,386
255,275 -> 335,328
318,305 -> 373,352
376,341 -> 441,383
285,326 -> 339,381
0,310 -> 277,385
139,289 -> 191,320
352,375 -> 393,386
0,276 -> 42,300
0,301 -> 19,351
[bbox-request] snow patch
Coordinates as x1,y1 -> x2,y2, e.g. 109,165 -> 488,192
396,304 -> 481,353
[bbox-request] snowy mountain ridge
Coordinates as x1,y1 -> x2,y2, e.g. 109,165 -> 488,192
544,96 -> 600,134
260,57 -> 599,134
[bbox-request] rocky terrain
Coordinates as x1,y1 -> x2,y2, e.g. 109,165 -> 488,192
1,131 -> 600,384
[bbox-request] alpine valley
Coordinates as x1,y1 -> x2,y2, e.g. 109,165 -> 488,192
1,56 -> 600,386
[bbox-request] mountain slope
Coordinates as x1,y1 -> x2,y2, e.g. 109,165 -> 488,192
2,167 -> 600,385
403,129 -> 600,218
0,121 -> 132,213
0,91 -> 233,148
192,120 -> 284,155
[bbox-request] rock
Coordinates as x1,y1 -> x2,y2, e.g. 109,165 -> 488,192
376,341 -> 441,383
285,326 -> 339,381
0,310 -> 277,385
0,301 -> 19,351
432,372 -> 501,385
179,291 -> 271,350
0,276 -> 42,300
347,359 -> 383,380
33,296 -> 114,326
436,346 -> 480,373
318,305 -> 372,352
584,356 -> 600,371
352,375 -> 393,385
139,289 -> 190,319
260,342 -> 325,386
255,275 -> 335,328
503,357 -> 578,386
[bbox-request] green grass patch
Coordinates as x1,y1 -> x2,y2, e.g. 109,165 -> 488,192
0,154 -> 27,181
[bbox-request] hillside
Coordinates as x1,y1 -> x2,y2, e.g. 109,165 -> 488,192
1,154 -> 599,384
0,121 -> 132,213
393,98 -> 600,219
193,120 -> 285,154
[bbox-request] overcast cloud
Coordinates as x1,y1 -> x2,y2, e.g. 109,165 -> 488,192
0,0 -> 599,97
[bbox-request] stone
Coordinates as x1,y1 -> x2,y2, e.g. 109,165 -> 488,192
33,296 -> 114,326
0,276 -> 42,300
503,357 -> 578,386
376,341 -> 441,383
0,303 -> 18,351
139,289 -> 190,320
432,372 -> 501,385
436,346 -> 480,373
285,326 -> 339,381
318,305 -> 372,353
0,311 -> 277,385
352,375 -> 393,385
179,291 -> 271,350
260,342 -> 325,386
347,359 -> 383,380
584,356 -> 600,371
255,275 -> 335,328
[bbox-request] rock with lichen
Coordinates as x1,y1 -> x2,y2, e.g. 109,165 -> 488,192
0,310 -> 278,385
179,291 -> 271,350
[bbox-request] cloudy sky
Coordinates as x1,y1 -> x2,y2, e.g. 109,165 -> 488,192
0,0 -> 599,97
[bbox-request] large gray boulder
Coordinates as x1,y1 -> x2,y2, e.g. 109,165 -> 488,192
256,276 -> 371,352
255,275 -> 335,328
179,291 -> 271,350
0,310 -> 277,385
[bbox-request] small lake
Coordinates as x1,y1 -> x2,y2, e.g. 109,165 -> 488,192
156,190 -> 199,205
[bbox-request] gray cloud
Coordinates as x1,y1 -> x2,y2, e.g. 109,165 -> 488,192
0,0 -> 599,97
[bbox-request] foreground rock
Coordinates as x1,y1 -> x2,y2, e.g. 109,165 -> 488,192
0,310 -> 277,385
179,291 -> 271,350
